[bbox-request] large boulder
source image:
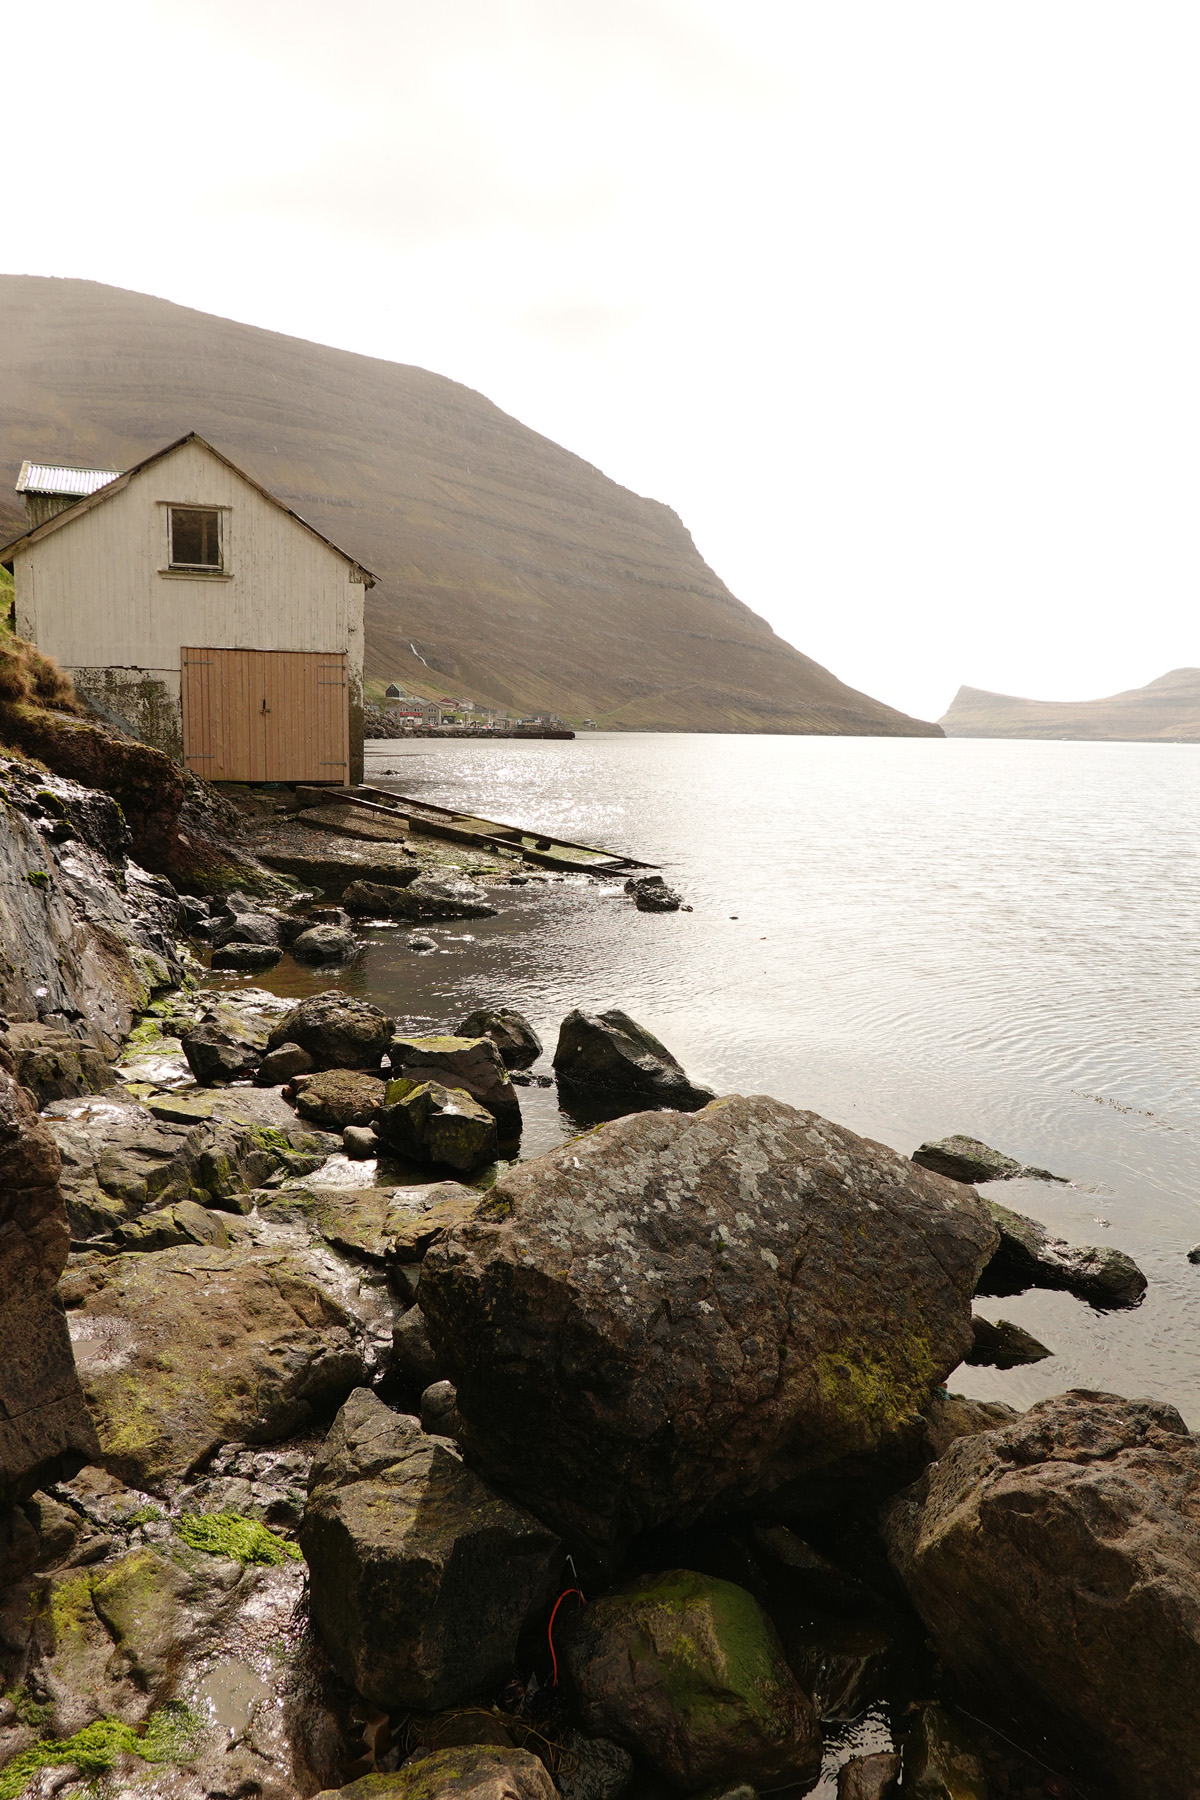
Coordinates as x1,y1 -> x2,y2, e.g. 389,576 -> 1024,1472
388,1036 -> 522,1138
456,1007 -> 543,1070
300,1388 -> 561,1709
564,1569 -> 820,1791
376,1082 -> 498,1175
552,1009 -> 714,1112
977,1198 -> 1146,1308
418,1096 -> 997,1558
883,1391 -> 1200,1799
267,989 -> 394,1070
0,1062 -> 99,1496
59,1242 -> 381,1485
294,1069 -> 388,1130
316,1747 -> 557,1800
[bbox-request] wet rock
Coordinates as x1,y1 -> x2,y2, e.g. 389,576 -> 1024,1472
146,1092 -> 214,1125
456,1006 -> 543,1070
782,1614 -> 895,1721
419,1096 -> 997,1558
300,1388 -> 561,1709
177,893 -> 211,936
420,1380 -> 462,1440
965,1315 -> 1051,1368
316,1746 -> 557,1800
113,1198 -> 230,1252
912,1135 -> 1065,1185
294,1069 -> 388,1130
2,1022 -> 117,1107
395,874 -> 499,920
409,931 -> 438,951
60,1242 -> 375,1484
255,832 -> 424,896
556,1730 -> 634,1800
386,1185 -> 482,1261
747,1522 -> 871,1613
388,1035 -> 522,1138
210,940 -> 284,971
343,877 -> 423,915
625,874 -> 683,912
901,1706 -> 987,1799
837,1751 -> 901,1800
255,1040 -> 316,1085
564,1569 -> 820,1791
377,1082 -> 499,1174
181,1013 -> 265,1083
977,1198 -> 1147,1309
0,1063 -> 100,1496
1188,1244 -> 1200,1265
212,909 -> 281,949
0,1482 -> 335,1797
293,924 -> 359,964
552,1008 -> 714,1112
344,1124 -> 379,1159
883,1391 -> 1200,1798
267,989 -> 395,1070
391,1306 -> 447,1394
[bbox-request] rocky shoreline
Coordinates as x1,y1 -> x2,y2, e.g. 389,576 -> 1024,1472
0,696 -> 1191,1800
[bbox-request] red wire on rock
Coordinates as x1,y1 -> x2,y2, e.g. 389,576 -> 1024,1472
547,1587 -> 585,1685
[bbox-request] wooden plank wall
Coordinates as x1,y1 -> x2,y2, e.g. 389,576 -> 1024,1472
183,648 -> 348,782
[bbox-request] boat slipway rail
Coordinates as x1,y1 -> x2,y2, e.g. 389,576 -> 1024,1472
328,784 -> 656,875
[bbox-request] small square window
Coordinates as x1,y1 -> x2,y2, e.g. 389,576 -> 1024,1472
170,507 -> 222,569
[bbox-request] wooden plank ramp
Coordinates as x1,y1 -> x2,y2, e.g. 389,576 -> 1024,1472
302,784 -> 655,873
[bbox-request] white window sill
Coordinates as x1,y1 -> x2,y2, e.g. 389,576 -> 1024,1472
158,567 -> 233,580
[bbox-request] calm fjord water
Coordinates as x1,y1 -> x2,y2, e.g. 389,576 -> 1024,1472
330,734 -> 1198,1422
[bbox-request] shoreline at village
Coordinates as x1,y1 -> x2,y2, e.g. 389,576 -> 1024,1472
0,703 -> 1192,1800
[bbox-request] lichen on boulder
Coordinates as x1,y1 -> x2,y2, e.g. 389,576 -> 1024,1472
418,1096 -> 998,1558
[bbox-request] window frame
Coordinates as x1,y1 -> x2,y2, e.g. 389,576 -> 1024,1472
167,505 -> 225,573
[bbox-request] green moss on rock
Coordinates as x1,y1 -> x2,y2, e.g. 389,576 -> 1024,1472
0,1704 -> 197,1800
177,1509 -> 301,1566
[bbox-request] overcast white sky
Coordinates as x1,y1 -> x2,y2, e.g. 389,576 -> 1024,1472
6,1 -> 1198,720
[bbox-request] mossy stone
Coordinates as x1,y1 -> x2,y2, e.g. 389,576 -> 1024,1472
564,1569 -> 820,1792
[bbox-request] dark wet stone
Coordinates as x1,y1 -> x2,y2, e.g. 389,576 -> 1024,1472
267,990 -> 394,1070
376,1081 -> 498,1174
255,1041 -> 316,1085
211,941 -> 283,972
293,924 -> 359,964
977,1199 -> 1147,1309
912,1134 -> 1066,1185
456,1007 -> 543,1070
552,1007 -> 714,1112
965,1315 -> 1051,1368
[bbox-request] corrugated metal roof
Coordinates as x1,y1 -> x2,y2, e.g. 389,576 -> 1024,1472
15,460 -> 120,496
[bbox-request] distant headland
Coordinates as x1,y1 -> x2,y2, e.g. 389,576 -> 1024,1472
939,667 -> 1200,740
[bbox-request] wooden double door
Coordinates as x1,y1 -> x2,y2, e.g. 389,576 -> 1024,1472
181,648 -> 349,783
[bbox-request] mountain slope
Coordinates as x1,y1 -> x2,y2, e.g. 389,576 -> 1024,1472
0,275 -> 938,734
939,669 -> 1200,740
